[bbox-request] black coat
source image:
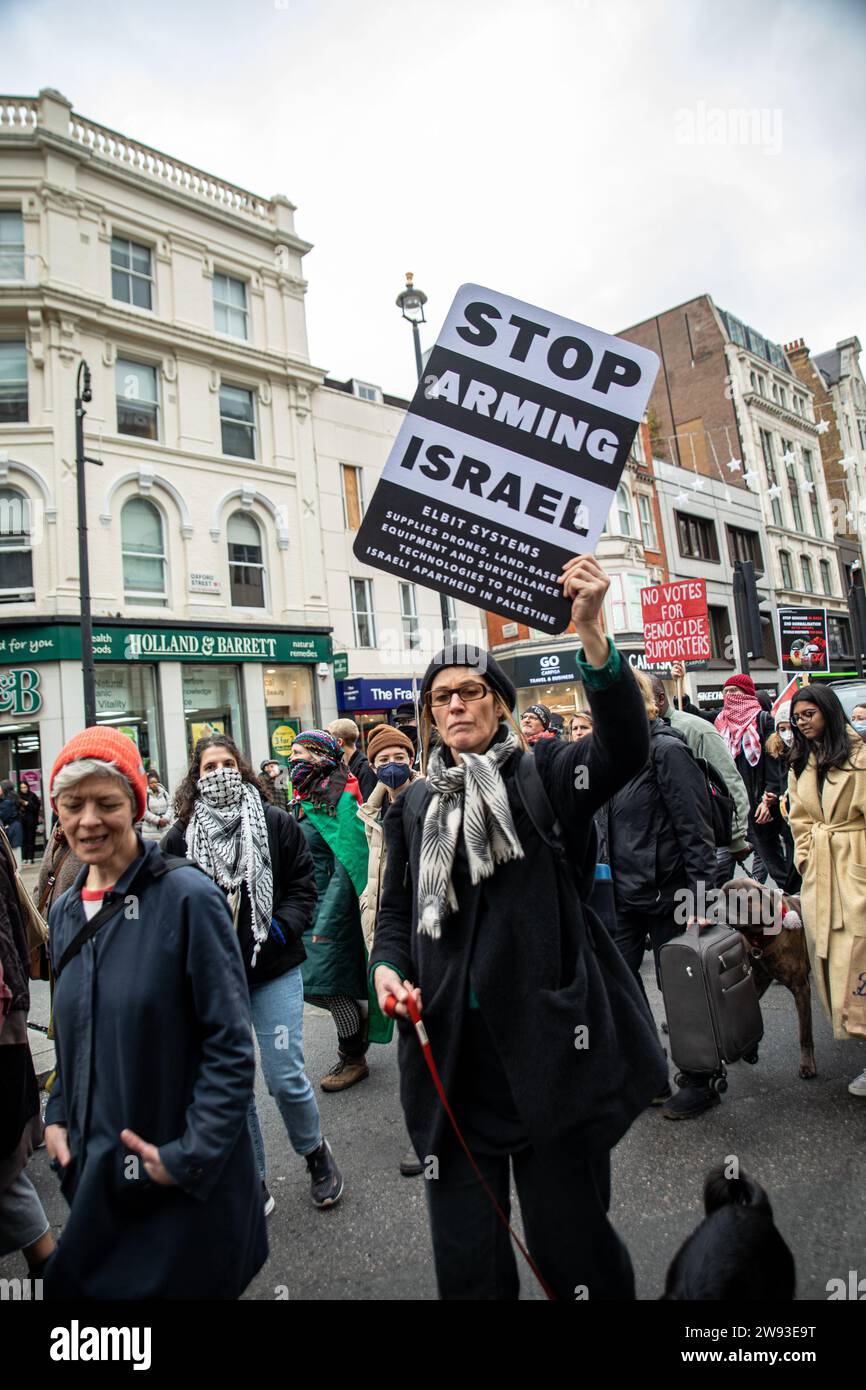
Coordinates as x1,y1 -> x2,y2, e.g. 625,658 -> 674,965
372,657 -> 668,1160
604,719 -> 717,916
729,711 -> 786,810
162,801 -> 317,988
44,839 -> 267,1299
0,850 -> 40,1185
349,748 -> 378,801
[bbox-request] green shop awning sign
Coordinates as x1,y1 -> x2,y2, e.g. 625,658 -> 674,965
0,624 -> 332,665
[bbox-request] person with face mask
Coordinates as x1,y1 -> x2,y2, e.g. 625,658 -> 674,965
357,723 -> 424,1176
162,734 -> 343,1213
851,704 -> 866,740
762,702 -> 800,893
288,730 -> 392,1093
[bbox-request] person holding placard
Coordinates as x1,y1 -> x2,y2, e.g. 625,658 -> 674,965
370,555 -> 666,1301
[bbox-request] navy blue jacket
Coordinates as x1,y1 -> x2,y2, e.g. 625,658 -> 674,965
44,838 -> 266,1299
0,795 -> 22,849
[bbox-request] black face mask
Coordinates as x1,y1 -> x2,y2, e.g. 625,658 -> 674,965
396,724 -> 418,753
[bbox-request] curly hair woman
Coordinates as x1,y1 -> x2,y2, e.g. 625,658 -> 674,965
163,733 -> 343,1210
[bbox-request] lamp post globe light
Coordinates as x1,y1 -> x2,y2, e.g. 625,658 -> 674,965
396,271 -> 428,381
395,273 -> 454,645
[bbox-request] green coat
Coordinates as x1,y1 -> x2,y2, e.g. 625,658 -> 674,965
300,815 -> 367,999
297,800 -> 393,1044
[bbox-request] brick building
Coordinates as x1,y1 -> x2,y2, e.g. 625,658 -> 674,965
619,295 -> 850,677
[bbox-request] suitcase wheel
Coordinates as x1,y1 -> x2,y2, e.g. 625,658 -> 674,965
710,1074 -> 728,1094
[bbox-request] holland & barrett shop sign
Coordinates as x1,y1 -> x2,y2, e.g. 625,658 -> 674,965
0,625 -> 331,665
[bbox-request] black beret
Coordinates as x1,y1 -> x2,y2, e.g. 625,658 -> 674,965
419,645 -> 517,713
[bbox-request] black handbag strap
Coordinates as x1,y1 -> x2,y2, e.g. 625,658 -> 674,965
54,853 -> 193,979
514,751 -> 564,857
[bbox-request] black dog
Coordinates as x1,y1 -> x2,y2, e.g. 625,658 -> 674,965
662,1166 -> 796,1300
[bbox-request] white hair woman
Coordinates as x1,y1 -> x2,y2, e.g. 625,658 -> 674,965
370,555 -> 666,1301
42,726 -> 266,1298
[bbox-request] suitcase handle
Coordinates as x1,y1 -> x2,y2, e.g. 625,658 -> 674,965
686,916 -> 713,936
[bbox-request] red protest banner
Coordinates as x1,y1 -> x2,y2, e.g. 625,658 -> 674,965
641,579 -> 711,664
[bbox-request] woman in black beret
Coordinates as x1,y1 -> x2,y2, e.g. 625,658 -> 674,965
370,556 -> 665,1301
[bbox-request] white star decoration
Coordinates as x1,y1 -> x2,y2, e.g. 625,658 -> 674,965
847,511 -> 855,522
726,456 -> 742,472
742,469 -> 759,489
674,490 -> 689,504
801,480 -> 815,493
690,475 -> 706,490
816,419 -> 830,434
781,450 -> 796,466
839,456 -> 856,472
767,483 -> 782,500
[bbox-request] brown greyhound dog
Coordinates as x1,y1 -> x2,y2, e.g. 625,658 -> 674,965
714,877 -> 817,1080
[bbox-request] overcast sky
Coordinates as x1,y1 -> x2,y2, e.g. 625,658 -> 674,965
4,0 -> 865,398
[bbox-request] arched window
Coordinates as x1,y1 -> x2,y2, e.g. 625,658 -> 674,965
0,486 -> 34,601
616,483 -> 633,536
122,498 -> 166,606
227,511 -> 266,608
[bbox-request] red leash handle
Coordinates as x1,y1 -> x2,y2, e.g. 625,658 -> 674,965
383,993 -> 555,1301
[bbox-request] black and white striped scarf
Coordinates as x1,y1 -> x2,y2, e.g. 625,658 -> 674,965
418,730 -> 524,939
186,765 -> 273,967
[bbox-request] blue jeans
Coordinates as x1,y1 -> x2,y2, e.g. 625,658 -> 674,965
246,965 -> 322,1179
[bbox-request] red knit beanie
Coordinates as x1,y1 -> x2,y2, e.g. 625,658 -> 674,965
50,726 -> 148,820
723,674 -> 757,697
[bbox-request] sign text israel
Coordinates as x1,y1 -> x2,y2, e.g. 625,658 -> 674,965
354,284 -> 659,633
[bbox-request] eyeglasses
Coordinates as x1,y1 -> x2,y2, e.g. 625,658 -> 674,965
791,711 -> 817,724
427,681 -> 491,708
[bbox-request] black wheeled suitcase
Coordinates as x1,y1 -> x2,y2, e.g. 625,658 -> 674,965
659,919 -> 763,1082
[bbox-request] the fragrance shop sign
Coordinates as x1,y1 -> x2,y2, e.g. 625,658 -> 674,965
0,625 -> 331,665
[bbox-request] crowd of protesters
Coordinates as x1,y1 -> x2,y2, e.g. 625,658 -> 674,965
2,557 -> 865,1300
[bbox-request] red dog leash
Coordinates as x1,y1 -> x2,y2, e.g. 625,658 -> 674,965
384,991 -> 556,1300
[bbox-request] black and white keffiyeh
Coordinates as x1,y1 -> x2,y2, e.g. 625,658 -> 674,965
418,731 -> 524,939
186,765 -> 273,967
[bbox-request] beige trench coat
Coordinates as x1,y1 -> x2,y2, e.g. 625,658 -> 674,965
357,773 -> 423,953
787,732 -> 866,1039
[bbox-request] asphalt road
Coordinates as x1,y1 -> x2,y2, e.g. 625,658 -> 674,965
6,957 -> 865,1301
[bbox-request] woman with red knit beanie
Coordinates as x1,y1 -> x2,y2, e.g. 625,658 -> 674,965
41,726 -> 266,1299
714,674 -> 791,887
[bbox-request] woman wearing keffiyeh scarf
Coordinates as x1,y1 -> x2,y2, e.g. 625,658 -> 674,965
162,734 -> 344,1212
714,673 -> 791,888
289,729 -> 391,1092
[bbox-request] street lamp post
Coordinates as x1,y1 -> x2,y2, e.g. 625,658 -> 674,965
396,273 -> 453,646
75,360 -> 102,727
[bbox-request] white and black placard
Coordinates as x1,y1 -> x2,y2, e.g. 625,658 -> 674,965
354,284 -> 659,633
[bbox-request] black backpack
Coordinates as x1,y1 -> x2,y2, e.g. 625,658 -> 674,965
692,755 -> 735,848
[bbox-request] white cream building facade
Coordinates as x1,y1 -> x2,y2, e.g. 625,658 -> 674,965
0,88 -> 481,795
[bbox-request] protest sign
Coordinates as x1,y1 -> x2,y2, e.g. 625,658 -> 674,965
640,579 -> 711,663
353,284 -> 659,633
778,608 -> 828,673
